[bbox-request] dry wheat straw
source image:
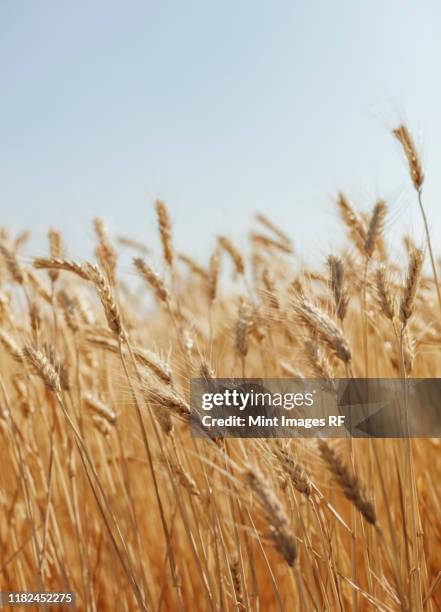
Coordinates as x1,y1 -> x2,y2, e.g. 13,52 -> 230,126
3,149 -> 441,610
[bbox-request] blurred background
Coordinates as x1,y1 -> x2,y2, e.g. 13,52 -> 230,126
1,0 -> 441,268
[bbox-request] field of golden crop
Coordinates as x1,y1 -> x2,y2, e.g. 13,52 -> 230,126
0,126 -> 440,610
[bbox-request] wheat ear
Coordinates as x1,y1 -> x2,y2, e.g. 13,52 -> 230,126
293,298 -> 352,364
244,466 -> 298,566
400,248 -> 423,327
318,440 -> 376,526
327,255 -> 349,321
133,258 -> 170,304
155,199 -> 173,268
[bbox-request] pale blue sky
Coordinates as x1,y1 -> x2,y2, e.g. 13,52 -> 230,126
1,1 -> 441,267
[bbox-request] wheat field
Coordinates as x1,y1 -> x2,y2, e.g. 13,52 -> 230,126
0,126 -> 440,611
